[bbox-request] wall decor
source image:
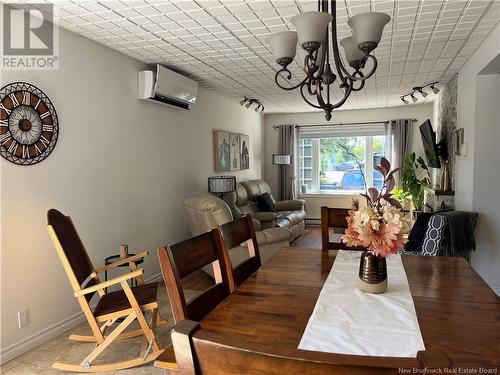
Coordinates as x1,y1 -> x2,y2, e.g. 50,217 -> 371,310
240,134 -> 250,170
455,128 -> 466,156
435,75 -> 457,190
214,130 -> 230,172
230,133 -> 240,171
0,82 -> 59,166
214,130 -> 249,172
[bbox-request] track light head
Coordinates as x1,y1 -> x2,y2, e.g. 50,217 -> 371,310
420,89 -> 428,98
401,97 -> 409,105
411,94 -> 418,103
431,85 -> 440,94
241,98 -> 264,111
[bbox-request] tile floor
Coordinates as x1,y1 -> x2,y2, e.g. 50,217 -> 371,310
1,286 -> 201,375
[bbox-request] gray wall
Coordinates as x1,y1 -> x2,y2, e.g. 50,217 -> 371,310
471,73 -> 500,295
0,26 -> 264,361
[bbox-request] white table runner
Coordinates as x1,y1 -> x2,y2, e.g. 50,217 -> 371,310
298,250 -> 425,357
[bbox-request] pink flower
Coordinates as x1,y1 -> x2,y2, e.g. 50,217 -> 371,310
341,207 -> 409,257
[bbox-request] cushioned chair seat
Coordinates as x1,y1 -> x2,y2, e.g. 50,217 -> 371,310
93,282 -> 158,317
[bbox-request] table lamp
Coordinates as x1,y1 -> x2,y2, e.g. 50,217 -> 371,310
208,176 -> 236,198
272,154 -> 292,165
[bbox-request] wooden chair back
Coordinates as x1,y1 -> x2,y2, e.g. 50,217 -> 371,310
47,209 -> 99,301
321,206 -> 366,251
169,320 -> 450,375
219,215 -> 261,291
158,229 -> 232,324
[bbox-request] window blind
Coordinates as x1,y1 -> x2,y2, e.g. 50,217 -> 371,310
298,123 -> 386,138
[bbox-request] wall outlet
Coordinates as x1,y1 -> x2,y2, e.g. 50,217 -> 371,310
17,309 -> 28,328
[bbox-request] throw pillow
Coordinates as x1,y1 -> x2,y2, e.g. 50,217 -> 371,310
405,212 -> 434,253
256,192 -> 277,212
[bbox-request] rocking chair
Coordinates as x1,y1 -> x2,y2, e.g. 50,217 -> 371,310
47,209 -> 164,372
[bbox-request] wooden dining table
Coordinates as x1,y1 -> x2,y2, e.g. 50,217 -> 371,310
198,248 -> 500,369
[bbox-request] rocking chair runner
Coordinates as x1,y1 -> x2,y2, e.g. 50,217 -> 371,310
47,209 -> 164,372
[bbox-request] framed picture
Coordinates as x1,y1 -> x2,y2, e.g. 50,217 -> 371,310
240,134 -> 250,170
214,130 -> 230,172
230,133 -> 240,171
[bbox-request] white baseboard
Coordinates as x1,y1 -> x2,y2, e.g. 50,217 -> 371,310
0,272 -> 163,365
0,309 -> 86,364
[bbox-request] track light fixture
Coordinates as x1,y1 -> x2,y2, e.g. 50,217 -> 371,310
400,81 -> 439,104
239,97 -> 265,112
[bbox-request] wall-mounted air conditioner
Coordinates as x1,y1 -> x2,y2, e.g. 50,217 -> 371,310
138,64 -> 198,110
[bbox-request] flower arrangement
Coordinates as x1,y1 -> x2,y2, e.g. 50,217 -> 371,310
341,157 -> 410,257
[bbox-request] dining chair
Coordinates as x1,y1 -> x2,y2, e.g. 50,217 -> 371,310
155,229 -> 233,371
157,228 -> 232,324
47,209 -> 164,372
321,206 -> 366,251
219,215 -> 261,292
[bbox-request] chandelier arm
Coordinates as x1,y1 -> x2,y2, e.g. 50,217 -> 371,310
307,78 -> 316,96
274,69 -> 309,91
328,78 -> 354,110
329,0 -> 347,84
350,71 -> 366,91
315,36 -> 328,78
305,53 -> 322,80
300,83 -> 323,109
315,80 -> 327,108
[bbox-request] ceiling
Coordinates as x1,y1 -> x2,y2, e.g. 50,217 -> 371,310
34,0 -> 500,112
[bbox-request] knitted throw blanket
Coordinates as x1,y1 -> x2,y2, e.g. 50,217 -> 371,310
438,211 -> 478,261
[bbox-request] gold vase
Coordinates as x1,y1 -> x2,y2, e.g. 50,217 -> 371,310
358,251 -> 388,294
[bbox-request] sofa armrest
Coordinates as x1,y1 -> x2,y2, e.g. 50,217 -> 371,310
250,212 -> 276,230
251,218 -> 262,232
276,199 -> 306,212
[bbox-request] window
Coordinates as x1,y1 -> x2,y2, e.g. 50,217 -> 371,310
298,127 -> 387,194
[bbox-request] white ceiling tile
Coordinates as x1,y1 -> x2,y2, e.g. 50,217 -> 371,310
43,0 -> 497,113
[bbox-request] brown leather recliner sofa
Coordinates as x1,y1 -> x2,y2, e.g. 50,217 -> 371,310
223,179 -> 306,241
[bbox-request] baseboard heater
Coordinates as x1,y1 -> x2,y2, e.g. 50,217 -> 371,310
305,218 -> 321,226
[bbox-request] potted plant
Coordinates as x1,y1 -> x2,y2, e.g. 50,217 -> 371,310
400,153 -> 430,212
342,157 -> 411,294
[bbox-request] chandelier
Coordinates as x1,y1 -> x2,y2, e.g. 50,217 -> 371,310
267,0 -> 390,120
